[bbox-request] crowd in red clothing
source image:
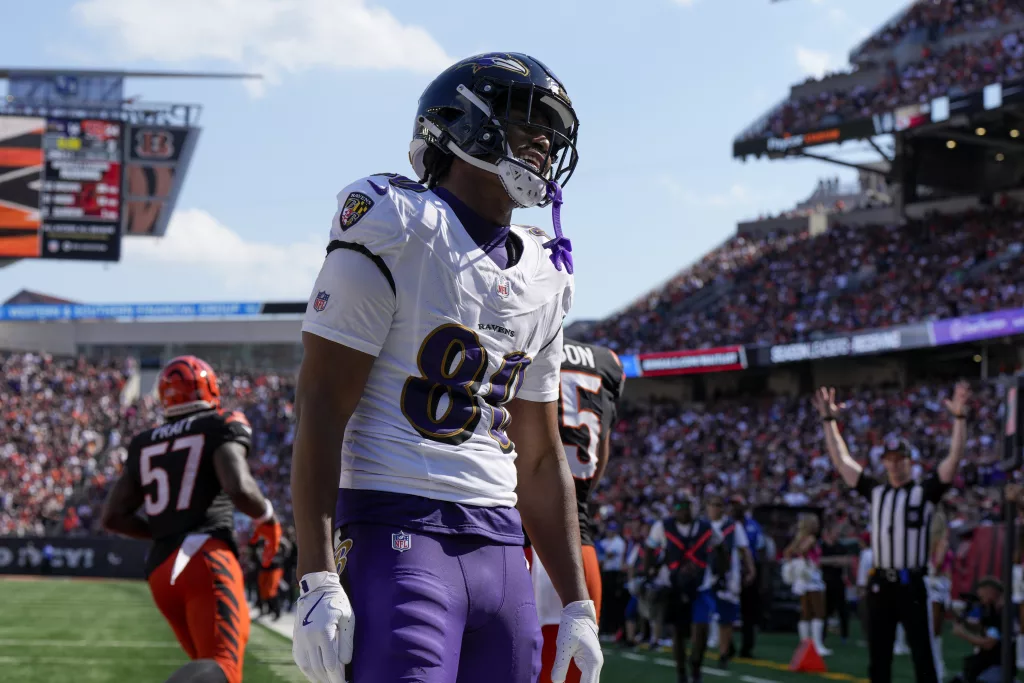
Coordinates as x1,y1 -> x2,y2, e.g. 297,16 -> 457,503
739,25 -> 1024,141
1,353 -> 131,537
593,380 -> 1007,547
0,353 -> 297,538
1,350 -> 1012,561
584,205 -> 1024,355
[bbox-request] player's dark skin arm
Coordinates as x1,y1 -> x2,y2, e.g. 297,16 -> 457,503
101,474 -> 151,540
291,332 -> 375,578
510,398 -> 589,605
213,441 -> 269,519
593,433 -> 612,489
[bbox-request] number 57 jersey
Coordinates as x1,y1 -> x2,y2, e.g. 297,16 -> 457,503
302,174 -> 574,509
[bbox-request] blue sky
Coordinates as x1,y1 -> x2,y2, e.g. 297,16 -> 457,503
0,0 -> 902,321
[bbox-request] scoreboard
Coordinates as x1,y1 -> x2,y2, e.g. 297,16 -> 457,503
0,115 -> 122,261
0,113 -> 198,262
41,118 -> 124,260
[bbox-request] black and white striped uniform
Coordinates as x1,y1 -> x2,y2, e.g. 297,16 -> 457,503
856,472 -> 949,683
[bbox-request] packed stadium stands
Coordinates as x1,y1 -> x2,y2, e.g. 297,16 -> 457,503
582,203 -> 1024,354
738,15 -> 1024,140
0,353 -> 296,538
1,348 -> 1008,564
853,0 -> 1024,57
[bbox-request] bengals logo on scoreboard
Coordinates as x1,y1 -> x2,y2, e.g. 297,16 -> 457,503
134,130 -> 175,160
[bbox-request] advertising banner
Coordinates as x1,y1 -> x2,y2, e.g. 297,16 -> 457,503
931,307 -> 1024,346
0,536 -> 149,579
636,346 -> 747,377
0,301 -> 264,321
750,322 -> 933,366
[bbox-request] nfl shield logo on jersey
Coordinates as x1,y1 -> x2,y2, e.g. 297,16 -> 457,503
496,278 -> 511,299
392,531 -> 412,552
313,290 -> 330,312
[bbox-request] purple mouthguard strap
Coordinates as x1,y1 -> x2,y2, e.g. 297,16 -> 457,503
541,181 -> 573,274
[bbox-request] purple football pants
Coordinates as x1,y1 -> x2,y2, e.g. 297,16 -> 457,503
336,522 -> 542,683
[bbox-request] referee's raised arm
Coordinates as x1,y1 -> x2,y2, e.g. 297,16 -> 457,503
811,387 -> 863,488
937,381 -> 971,484
810,382 -> 972,683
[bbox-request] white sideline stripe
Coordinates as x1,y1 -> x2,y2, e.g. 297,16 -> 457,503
620,652 -> 647,661
741,676 -> 782,683
0,639 -> 180,648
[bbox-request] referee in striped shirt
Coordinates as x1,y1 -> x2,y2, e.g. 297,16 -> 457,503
813,382 -> 970,683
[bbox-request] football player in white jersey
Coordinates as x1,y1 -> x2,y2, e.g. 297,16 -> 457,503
290,52 -> 602,683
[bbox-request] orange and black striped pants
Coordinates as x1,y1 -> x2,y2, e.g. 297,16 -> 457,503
148,538 -> 250,683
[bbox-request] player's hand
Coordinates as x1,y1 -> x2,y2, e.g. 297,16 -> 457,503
944,381 -> 971,419
811,387 -> 842,420
292,572 -> 354,683
551,600 -> 603,683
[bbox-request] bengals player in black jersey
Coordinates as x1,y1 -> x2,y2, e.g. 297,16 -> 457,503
525,338 -> 625,683
102,355 -> 277,683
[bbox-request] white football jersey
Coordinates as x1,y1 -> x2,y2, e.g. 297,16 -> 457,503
302,173 -> 574,507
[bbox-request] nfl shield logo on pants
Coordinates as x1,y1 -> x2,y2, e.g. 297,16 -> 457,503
392,531 -> 412,552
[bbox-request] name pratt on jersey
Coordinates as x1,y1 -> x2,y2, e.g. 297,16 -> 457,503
478,323 -> 515,339
151,414 -> 200,441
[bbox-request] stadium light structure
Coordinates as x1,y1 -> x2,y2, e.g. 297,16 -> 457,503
0,68 -> 261,265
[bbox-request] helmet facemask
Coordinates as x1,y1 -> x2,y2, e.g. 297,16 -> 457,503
412,78 -> 579,209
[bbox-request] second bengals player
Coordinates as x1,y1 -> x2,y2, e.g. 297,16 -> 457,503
103,356 -> 279,683
526,338 -> 625,683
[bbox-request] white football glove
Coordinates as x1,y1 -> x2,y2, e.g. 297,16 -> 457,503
292,572 -> 354,683
550,600 -> 603,683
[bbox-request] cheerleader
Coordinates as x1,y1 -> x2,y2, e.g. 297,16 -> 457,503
784,514 -> 831,655
925,508 -> 952,681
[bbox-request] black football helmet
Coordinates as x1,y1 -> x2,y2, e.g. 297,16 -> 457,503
409,52 -> 580,209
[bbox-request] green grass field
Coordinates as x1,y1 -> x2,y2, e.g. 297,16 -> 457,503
0,576 -> 980,682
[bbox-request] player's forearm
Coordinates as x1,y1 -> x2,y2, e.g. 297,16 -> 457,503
822,420 -> 862,487
291,403 -> 347,578
231,476 -> 270,520
938,415 -> 967,484
103,513 -> 151,540
518,446 -> 589,605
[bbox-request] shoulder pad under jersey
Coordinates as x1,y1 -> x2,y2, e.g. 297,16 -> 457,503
218,409 -> 253,450
328,173 -> 425,260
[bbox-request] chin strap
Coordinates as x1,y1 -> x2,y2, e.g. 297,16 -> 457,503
542,181 -> 573,274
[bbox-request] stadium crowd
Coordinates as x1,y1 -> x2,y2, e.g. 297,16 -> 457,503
739,22 -> 1024,140
0,353 -> 297,539
592,380 -> 1005,549
584,204 -> 1024,354
0,352 -> 1009,558
855,0 -> 1024,56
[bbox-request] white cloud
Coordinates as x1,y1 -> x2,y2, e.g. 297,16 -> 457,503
70,0 -> 454,92
124,209 -> 325,298
670,0 -> 699,6
795,46 -> 842,79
